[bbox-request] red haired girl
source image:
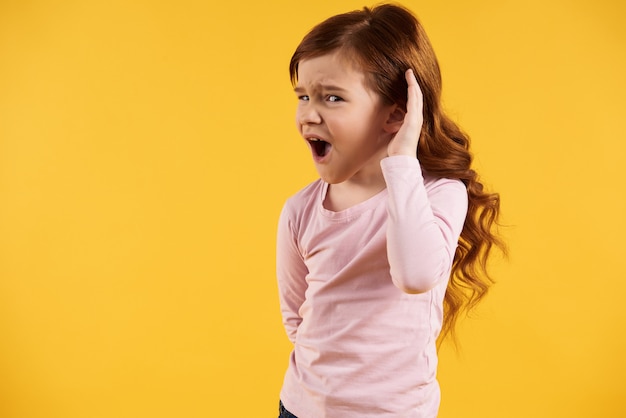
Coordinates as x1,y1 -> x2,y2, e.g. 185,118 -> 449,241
277,4 -> 504,417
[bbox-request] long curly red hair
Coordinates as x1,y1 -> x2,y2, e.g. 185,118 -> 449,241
289,3 -> 506,343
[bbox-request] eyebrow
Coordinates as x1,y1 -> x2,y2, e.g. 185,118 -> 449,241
294,85 -> 349,94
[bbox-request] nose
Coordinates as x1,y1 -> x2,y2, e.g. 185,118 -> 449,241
296,103 -> 322,126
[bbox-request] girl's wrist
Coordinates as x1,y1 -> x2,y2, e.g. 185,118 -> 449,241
387,148 -> 417,158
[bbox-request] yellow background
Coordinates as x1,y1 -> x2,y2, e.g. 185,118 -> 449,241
1,0 -> 624,416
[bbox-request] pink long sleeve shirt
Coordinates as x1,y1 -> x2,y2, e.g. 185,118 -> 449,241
277,155 -> 468,418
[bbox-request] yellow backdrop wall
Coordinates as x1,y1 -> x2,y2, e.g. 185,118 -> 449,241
1,0 -> 624,416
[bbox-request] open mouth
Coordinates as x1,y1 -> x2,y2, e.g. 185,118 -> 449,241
308,139 -> 331,158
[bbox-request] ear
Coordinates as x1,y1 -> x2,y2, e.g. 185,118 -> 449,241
383,104 -> 406,134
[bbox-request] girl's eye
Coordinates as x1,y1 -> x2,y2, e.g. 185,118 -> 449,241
298,95 -> 310,102
327,95 -> 343,102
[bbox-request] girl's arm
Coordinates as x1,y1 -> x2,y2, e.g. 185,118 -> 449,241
276,202 -> 309,343
384,69 -> 468,293
382,156 -> 467,294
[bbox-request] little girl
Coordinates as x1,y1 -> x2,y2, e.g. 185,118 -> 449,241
277,4 -> 503,417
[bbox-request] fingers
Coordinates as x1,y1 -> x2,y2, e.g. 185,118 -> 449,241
405,69 -> 424,122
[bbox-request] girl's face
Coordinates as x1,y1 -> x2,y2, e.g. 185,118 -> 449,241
294,51 -> 397,185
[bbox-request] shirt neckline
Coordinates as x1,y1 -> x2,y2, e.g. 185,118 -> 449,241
318,181 -> 387,221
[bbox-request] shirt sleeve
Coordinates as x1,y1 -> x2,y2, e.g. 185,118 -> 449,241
381,155 -> 468,294
276,201 -> 309,343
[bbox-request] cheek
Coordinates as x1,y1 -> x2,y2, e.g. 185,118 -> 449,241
294,106 -> 304,127
294,113 -> 302,133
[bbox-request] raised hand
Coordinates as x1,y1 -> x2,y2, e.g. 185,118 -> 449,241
387,69 -> 424,158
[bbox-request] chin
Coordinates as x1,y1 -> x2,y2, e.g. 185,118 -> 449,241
314,164 -> 351,184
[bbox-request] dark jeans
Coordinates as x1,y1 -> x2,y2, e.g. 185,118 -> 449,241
278,401 -> 298,418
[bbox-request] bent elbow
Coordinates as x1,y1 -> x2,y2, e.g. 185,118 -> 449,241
387,240 -> 455,294
393,275 -> 439,294
390,263 -> 449,294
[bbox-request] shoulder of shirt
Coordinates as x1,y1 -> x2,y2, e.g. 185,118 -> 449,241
282,178 -> 324,219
